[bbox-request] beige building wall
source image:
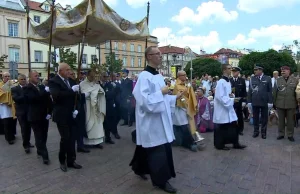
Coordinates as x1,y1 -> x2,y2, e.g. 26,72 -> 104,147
229,58 -> 240,67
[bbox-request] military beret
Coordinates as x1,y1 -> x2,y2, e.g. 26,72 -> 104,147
281,66 -> 290,71
122,69 -> 129,74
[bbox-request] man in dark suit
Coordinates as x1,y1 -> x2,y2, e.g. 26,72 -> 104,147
230,67 -> 247,136
11,74 -> 34,153
120,69 -> 133,126
114,73 -> 122,124
48,63 -> 82,172
248,65 -> 273,139
24,71 -> 53,164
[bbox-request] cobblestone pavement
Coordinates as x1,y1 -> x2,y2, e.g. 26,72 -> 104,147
0,121 -> 300,194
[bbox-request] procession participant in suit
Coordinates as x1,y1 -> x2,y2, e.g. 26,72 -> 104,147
130,46 -> 183,193
101,72 -> 120,144
114,73 -> 122,124
248,65 -> 273,139
80,70 -> 106,148
24,71 -> 52,164
68,70 -> 90,153
48,63 -> 82,172
213,64 -> 246,150
120,69 -> 133,126
11,74 -> 34,153
0,72 -> 16,144
229,67 -> 247,135
275,66 -> 298,141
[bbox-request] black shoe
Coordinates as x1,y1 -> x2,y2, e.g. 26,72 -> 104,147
277,136 -> 284,140
233,144 -> 247,149
136,173 -> 148,180
93,144 -> 103,149
252,133 -> 259,138
158,182 -> 177,193
8,140 -> 14,145
60,164 -> 67,172
114,133 -> 121,139
261,134 -> 266,139
105,139 -> 115,144
24,148 -> 30,154
121,123 -> 128,126
29,144 -> 34,148
67,162 -> 82,169
216,146 -> 230,151
128,123 -> 133,127
77,147 -> 90,153
239,132 -> 244,136
244,119 -> 250,122
43,158 -> 49,165
288,137 -> 295,142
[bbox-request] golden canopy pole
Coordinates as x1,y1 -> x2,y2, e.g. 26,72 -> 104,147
25,2 -> 31,73
47,0 -> 56,80
143,1 -> 150,68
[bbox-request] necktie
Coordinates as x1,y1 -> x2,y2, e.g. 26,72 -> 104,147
64,79 -> 71,88
35,85 -> 40,91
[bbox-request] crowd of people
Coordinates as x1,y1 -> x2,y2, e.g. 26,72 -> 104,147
1,45 -> 300,193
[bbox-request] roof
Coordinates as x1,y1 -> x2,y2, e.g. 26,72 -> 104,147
23,0 -> 71,12
159,46 -> 185,54
0,0 -> 26,12
214,48 -> 243,56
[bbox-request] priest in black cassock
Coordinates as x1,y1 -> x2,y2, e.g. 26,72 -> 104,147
129,46 -> 183,193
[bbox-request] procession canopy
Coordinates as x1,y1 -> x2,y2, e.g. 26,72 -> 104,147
27,0 -> 150,46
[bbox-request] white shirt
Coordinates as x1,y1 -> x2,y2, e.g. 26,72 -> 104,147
58,74 -> 70,87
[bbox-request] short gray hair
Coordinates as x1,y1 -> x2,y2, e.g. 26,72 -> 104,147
18,74 -> 26,79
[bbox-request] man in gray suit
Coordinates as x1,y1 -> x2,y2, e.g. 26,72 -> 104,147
248,65 -> 273,139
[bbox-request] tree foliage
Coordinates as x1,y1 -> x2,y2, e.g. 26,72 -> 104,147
238,49 -> 297,76
102,52 -> 123,74
59,47 -> 77,70
293,40 -> 300,66
0,54 -> 8,68
184,58 -> 222,77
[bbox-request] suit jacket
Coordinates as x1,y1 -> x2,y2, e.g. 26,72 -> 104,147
48,75 -> 76,123
120,78 -> 133,108
11,85 -> 28,117
230,77 -> 247,107
114,81 -> 121,107
102,81 -> 117,117
23,83 -> 53,122
248,74 -> 273,107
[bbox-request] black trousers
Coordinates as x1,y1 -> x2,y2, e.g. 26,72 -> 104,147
214,122 -> 239,149
0,119 -> 3,134
56,122 -> 76,164
103,115 -> 118,141
17,115 -> 32,148
31,120 -> 49,159
121,106 -> 129,124
234,103 -> 244,133
173,125 -> 195,149
2,118 -> 15,142
253,106 -> 268,135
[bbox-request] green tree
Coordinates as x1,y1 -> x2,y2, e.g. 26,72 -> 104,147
0,54 -> 8,68
238,49 -> 297,76
293,40 -> 300,69
102,52 -> 123,75
184,58 -> 222,77
59,47 -> 77,70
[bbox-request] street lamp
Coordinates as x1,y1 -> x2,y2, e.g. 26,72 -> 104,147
184,46 -> 194,83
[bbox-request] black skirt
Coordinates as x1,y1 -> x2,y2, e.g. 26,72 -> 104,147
214,122 -> 239,149
129,143 -> 176,186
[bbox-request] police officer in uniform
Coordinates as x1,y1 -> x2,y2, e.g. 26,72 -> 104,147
230,67 -> 247,135
248,65 -> 273,139
274,66 -> 298,142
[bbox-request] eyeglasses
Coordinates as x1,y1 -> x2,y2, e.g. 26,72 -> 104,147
148,52 -> 161,56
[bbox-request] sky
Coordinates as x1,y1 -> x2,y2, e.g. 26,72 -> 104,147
36,0 -> 300,54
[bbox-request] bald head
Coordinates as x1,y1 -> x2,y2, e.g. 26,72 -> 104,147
177,70 -> 187,82
2,72 -> 10,83
58,63 -> 71,79
29,71 -> 39,85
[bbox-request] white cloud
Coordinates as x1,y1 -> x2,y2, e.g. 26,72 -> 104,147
228,34 -> 256,46
171,1 -> 238,25
177,27 -> 192,35
152,27 -> 222,53
237,0 -> 300,13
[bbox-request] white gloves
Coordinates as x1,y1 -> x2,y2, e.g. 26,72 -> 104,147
72,85 -> 79,92
242,102 -> 246,108
45,114 -> 51,120
73,110 -> 78,118
45,86 -> 50,92
268,103 -> 273,108
247,103 -> 252,108
85,92 -> 90,98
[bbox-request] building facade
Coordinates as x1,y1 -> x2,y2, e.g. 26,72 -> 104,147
200,48 -> 243,67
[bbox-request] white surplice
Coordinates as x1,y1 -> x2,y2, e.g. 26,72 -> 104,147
133,71 -> 177,148
213,78 -> 237,124
80,80 -> 106,145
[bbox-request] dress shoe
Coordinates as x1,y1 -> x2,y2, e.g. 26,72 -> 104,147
77,147 -> 90,153
261,134 -> 266,139
239,132 -> 244,136
8,141 -> 14,145
156,182 -> 177,193
43,158 -> 50,165
252,133 -> 259,138
67,162 -> 82,169
114,134 -> 121,139
288,137 -> 295,142
277,136 -> 284,140
135,173 -> 148,180
60,164 -> 67,172
24,148 -> 30,154
29,144 -> 34,148
93,144 -> 103,149
105,139 -> 115,144
233,144 -> 247,149
121,123 -> 128,126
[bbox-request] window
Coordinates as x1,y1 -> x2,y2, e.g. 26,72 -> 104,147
138,45 -> 142,52
44,5 -> 49,11
8,22 -> 18,37
8,47 -> 20,62
82,54 -> 87,64
131,57 -> 135,67
138,58 -> 142,67
115,55 -> 118,60
130,44 -> 135,52
105,41 -> 110,49
91,55 -> 97,63
122,43 -> 126,51
123,57 -> 127,66
33,15 -> 41,23
34,51 -> 42,62
114,42 -> 118,50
